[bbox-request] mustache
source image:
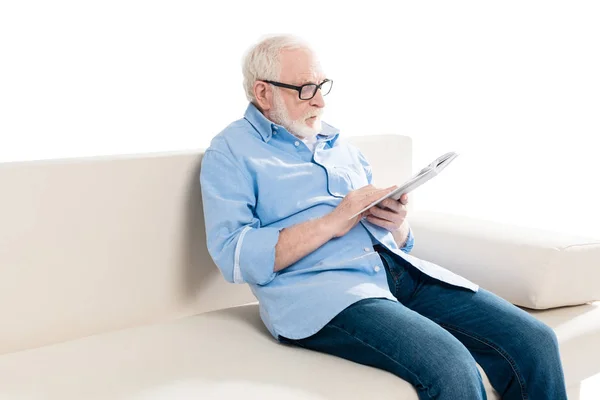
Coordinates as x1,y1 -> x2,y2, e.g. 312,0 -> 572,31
305,109 -> 323,119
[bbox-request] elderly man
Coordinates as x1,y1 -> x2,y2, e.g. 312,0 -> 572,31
200,35 -> 567,399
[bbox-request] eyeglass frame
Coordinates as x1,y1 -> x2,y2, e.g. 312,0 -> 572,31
261,79 -> 333,100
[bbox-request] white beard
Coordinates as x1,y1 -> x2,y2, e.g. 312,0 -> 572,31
270,89 -> 323,139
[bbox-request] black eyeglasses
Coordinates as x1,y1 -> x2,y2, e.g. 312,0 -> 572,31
262,79 -> 333,100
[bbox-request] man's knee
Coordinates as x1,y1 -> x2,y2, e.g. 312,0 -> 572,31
522,320 -> 561,362
419,344 -> 485,398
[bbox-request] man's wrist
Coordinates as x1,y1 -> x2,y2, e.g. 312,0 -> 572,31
392,221 -> 410,248
318,213 -> 339,241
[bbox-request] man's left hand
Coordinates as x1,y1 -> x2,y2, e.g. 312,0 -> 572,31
365,193 -> 408,232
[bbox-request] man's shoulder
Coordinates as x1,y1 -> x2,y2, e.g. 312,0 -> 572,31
206,117 -> 261,156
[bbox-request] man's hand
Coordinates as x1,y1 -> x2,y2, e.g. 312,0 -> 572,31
324,185 -> 397,239
364,193 -> 409,232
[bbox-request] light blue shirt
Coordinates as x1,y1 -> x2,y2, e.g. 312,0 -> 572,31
200,103 -> 478,341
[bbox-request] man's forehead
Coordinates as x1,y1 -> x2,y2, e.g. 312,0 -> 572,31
279,48 -> 326,83
296,71 -> 326,84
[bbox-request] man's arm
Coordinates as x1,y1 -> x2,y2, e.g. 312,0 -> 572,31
201,149 -> 280,285
274,185 -> 396,271
201,149 -> 395,284
273,217 -> 334,272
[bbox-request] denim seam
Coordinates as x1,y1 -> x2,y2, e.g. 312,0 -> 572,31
327,324 -> 434,399
389,266 -> 402,297
381,253 -> 405,297
437,322 -> 528,400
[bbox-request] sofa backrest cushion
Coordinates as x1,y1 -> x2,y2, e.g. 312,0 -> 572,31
0,134 -> 412,354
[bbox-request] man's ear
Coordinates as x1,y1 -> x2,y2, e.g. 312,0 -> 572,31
253,81 -> 272,111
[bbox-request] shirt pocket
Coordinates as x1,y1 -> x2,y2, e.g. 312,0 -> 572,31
314,145 -> 369,197
334,163 -> 369,190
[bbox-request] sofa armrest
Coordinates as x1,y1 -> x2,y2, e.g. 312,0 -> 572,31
409,211 -> 600,310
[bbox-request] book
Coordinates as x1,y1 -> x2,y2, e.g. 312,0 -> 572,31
348,151 -> 459,220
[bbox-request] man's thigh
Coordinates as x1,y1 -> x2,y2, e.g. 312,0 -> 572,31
380,248 -> 554,359
281,298 -> 483,397
403,267 -> 562,398
405,272 -> 555,357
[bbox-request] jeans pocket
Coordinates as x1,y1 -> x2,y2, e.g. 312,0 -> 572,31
380,252 -> 407,294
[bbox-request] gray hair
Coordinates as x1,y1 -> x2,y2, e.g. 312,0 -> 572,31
242,35 -> 312,104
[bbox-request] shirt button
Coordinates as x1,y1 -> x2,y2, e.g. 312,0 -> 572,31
363,247 -> 370,252
374,265 -> 381,272
294,141 -> 300,147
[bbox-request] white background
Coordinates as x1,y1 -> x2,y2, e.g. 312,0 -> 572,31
1,1 -> 599,237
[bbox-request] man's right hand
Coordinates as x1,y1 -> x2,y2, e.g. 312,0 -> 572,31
272,184 -> 397,272
325,184 -> 397,239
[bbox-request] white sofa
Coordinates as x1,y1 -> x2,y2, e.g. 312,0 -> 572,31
1,134 -> 599,400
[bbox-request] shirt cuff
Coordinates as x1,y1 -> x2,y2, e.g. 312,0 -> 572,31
400,227 -> 415,253
236,226 -> 283,285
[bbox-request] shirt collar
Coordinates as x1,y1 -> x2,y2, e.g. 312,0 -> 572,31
317,122 -> 340,146
244,102 -> 340,146
244,103 -> 275,142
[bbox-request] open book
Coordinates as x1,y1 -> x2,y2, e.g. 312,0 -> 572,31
349,151 -> 459,220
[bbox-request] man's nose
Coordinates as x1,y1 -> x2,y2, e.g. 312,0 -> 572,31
310,89 -> 325,108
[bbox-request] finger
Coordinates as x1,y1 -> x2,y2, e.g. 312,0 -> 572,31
370,205 -> 406,222
372,185 -> 397,193
369,206 -> 394,220
357,185 -> 384,198
366,214 -> 396,231
382,185 -> 398,196
400,194 -> 409,205
366,187 -> 394,202
380,198 -> 402,212
359,184 -> 377,192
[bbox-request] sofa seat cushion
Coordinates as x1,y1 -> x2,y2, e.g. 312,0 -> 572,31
0,303 -> 599,400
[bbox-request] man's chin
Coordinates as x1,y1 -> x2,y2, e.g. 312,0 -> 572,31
286,117 -> 322,139
304,118 -> 322,134
296,126 -> 320,139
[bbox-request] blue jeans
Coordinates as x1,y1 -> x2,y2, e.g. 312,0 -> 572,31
280,245 -> 568,399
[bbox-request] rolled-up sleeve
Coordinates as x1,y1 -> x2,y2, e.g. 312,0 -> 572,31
200,149 -> 281,286
400,227 -> 415,253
